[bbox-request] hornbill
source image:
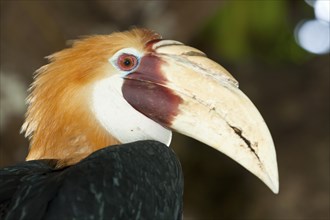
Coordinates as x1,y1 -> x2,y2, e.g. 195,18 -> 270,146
0,28 -> 279,219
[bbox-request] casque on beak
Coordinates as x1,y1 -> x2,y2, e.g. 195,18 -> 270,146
122,39 -> 279,194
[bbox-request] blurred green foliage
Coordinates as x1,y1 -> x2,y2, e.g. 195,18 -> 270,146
203,1 -> 310,63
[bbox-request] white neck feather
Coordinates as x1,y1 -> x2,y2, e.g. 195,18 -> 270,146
91,75 -> 172,146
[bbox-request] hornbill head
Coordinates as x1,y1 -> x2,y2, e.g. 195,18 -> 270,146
22,28 -> 279,193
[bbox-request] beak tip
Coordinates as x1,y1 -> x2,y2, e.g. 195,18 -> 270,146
271,176 -> 280,194
269,178 -> 279,194
263,166 -> 279,194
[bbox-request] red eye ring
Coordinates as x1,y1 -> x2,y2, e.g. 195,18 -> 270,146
117,54 -> 139,71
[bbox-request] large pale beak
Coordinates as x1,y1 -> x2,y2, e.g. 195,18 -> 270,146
123,40 -> 279,194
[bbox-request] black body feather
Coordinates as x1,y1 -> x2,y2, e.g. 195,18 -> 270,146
0,140 -> 183,220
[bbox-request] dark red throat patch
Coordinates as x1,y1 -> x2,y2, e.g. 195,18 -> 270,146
122,55 -> 182,127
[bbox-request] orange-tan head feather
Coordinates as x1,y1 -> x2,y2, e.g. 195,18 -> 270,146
22,28 -> 161,167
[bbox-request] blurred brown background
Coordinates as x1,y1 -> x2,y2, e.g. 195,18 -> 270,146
0,1 -> 329,219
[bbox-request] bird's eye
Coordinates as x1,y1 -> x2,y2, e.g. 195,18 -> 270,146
117,54 -> 139,71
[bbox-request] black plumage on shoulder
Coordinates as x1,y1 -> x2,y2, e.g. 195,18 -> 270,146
0,140 -> 183,220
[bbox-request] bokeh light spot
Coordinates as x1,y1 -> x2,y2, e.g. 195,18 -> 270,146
315,0 -> 330,22
295,19 -> 330,54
